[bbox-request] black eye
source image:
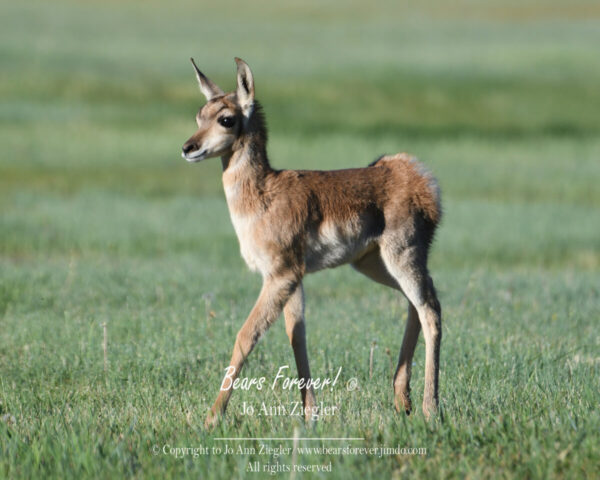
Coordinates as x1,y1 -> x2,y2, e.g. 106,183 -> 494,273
218,116 -> 236,128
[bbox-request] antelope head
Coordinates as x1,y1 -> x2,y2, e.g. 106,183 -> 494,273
182,57 -> 255,162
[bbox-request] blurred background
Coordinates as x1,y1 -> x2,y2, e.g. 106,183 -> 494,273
1,0 -> 599,477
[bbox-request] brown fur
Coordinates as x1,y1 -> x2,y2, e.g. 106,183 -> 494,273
182,58 -> 443,428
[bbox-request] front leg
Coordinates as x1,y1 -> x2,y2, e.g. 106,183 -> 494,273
205,273 -> 301,429
283,283 -> 317,423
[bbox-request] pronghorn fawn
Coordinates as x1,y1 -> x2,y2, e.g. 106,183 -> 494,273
182,58 -> 443,429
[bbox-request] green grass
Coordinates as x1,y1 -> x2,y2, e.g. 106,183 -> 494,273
1,0 -> 599,478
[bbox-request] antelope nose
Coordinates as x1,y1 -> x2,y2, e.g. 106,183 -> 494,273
182,142 -> 197,154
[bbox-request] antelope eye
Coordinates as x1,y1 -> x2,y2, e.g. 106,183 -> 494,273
218,116 -> 236,128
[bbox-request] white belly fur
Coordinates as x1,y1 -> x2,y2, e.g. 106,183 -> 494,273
229,212 -> 373,275
304,220 -> 373,273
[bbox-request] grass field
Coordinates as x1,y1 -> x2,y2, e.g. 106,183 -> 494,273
1,0 -> 599,478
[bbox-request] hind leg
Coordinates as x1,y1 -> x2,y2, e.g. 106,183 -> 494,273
393,302 -> 421,414
380,245 -> 442,420
352,249 -> 422,415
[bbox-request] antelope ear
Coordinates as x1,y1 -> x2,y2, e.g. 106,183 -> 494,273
190,58 -> 224,101
234,57 -> 254,118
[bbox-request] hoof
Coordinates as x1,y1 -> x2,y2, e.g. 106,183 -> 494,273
304,407 -> 318,425
204,410 -> 221,430
304,392 -> 318,424
394,394 -> 412,415
422,401 -> 438,421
